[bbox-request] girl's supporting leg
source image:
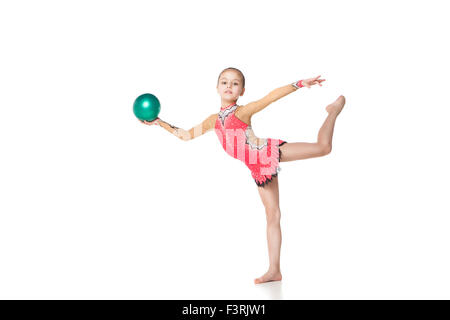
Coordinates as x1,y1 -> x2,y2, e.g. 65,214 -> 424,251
279,95 -> 345,162
254,175 -> 283,284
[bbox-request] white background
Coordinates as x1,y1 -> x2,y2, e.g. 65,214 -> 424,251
1,0 -> 449,299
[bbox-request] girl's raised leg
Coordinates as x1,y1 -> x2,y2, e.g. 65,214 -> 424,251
254,175 -> 283,284
279,95 -> 345,162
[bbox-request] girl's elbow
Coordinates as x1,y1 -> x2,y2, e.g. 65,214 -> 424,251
180,131 -> 192,141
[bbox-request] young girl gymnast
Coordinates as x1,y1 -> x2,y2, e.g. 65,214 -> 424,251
140,67 -> 345,284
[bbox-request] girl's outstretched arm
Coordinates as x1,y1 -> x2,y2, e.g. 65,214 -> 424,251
142,113 -> 218,141
240,76 -> 325,118
241,82 -> 300,117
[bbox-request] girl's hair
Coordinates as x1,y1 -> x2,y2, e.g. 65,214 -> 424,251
217,67 -> 245,88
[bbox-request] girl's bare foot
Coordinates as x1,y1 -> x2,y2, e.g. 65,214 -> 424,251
326,95 -> 346,115
254,269 -> 282,284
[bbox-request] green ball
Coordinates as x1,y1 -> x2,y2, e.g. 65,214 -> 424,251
133,93 -> 161,121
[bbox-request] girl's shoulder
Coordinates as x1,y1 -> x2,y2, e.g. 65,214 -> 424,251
234,106 -> 252,126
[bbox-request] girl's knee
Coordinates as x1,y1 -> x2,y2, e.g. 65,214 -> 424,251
265,208 -> 281,222
319,143 -> 332,155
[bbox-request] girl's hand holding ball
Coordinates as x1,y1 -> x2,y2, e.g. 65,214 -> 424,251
140,117 -> 160,126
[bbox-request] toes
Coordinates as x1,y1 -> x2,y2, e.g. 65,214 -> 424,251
254,277 -> 264,284
254,273 -> 282,284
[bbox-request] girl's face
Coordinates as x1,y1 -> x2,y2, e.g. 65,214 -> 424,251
217,71 -> 245,102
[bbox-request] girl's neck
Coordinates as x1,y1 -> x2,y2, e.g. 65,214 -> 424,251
221,100 -> 237,109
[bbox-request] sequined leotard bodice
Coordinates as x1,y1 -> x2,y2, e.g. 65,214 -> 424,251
214,102 -> 287,187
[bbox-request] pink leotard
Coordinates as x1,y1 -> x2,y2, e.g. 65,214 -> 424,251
214,103 -> 287,187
